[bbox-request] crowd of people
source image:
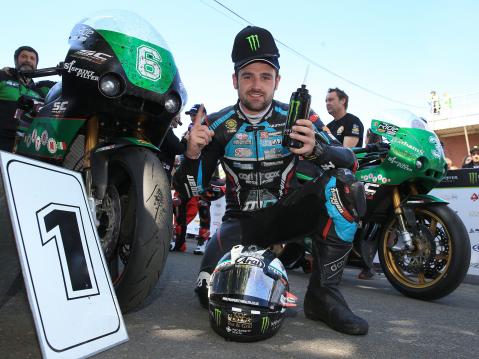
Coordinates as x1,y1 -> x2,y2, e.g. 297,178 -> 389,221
2,31 -> 478,339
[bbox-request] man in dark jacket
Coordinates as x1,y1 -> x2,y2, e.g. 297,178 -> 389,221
0,46 -> 54,152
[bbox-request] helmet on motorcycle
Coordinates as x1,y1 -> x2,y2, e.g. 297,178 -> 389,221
231,26 -> 280,71
208,245 -> 295,342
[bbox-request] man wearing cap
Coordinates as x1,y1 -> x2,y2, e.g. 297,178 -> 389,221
0,46 -> 53,151
174,26 -> 368,335
462,146 -> 479,169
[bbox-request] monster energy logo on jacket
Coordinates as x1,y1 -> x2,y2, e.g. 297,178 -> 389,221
260,316 -> 270,333
214,308 -> 221,326
246,34 -> 260,51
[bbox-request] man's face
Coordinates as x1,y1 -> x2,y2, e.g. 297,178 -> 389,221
233,61 -> 280,115
325,91 -> 345,116
471,150 -> 479,164
16,50 -> 37,71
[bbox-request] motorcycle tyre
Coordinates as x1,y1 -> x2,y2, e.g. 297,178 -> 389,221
378,204 -> 471,300
105,147 -> 171,313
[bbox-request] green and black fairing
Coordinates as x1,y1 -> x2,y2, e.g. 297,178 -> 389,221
16,10 -> 187,161
64,11 -> 187,143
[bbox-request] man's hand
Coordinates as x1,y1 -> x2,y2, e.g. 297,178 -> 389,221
288,119 -> 316,156
185,104 -> 214,159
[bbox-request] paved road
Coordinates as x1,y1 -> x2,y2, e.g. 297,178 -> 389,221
1,237 -> 478,359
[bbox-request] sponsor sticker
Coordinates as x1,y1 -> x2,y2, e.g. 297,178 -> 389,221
41,130 -> 49,145
71,26 -> 95,41
395,139 -> 425,155
377,122 -> 399,136
236,256 -> 265,268
34,136 -> 41,151
47,138 -> 57,154
387,156 -> 413,172
24,135 -> 32,148
71,50 -> 112,64
52,101 -> 68,115
64,61 -> 99,81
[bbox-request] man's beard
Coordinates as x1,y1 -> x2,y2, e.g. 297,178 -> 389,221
17,63 -> 35,72
239,91 -> 273,113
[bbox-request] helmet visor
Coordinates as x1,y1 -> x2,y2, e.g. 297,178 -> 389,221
210,264 -> 286,308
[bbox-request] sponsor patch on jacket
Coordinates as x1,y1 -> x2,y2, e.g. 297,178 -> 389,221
5,80 -> 20,88
234,147 -> 253,157
351,124 -> 360,135
225,119 -> 237,133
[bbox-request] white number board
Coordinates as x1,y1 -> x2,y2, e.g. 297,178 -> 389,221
0,151 -> 128,358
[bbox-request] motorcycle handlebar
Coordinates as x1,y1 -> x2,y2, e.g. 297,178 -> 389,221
353,142 -> 390,155
19,63 -> 63,78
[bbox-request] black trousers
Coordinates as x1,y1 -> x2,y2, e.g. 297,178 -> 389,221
200,172 -> 357,274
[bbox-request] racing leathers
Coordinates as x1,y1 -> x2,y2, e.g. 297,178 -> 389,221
173,99 -> 368,335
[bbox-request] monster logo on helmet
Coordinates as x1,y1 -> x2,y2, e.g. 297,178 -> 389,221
231,26 -> 280,71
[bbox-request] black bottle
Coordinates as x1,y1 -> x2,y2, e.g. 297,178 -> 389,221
282,84 -> 311,149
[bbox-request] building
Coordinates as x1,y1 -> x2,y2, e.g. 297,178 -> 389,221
427,93 -> 479,168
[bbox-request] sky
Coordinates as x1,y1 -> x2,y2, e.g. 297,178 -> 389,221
2,0 -> 478,136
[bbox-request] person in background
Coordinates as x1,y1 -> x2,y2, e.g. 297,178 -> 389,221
356,128 -> 382,280
0,46 -> 54,152
171,104 -> 215,255
325,88 -> 364,148
462,146 -> 479,169
445,157 -> 458,170
159,114 -> 186,184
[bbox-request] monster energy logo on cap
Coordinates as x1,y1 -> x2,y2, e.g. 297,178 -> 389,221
260,316 -> 270,333
214,308 -> 222,326
246,34 -> 260,51
470,171 -> 478,185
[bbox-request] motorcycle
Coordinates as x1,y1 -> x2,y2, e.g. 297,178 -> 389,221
284,110 -> 471,300
11,11 -> 187,312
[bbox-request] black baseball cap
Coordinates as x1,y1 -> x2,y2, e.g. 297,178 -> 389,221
470,145 -> 479,154
185,104 -> 206,116
231,26 -> 280,71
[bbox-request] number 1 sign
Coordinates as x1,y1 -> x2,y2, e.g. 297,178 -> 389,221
0,151 -> 128,359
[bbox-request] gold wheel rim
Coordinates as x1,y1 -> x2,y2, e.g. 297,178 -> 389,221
382,208 -> 452,288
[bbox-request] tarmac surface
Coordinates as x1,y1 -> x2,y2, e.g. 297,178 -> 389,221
1,237 -> 478,359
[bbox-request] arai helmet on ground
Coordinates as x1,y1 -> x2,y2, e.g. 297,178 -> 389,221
208,245 -> 296,342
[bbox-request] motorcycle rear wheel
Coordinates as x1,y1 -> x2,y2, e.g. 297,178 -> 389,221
378,205 -> 470,300
97,147 -> 171,312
